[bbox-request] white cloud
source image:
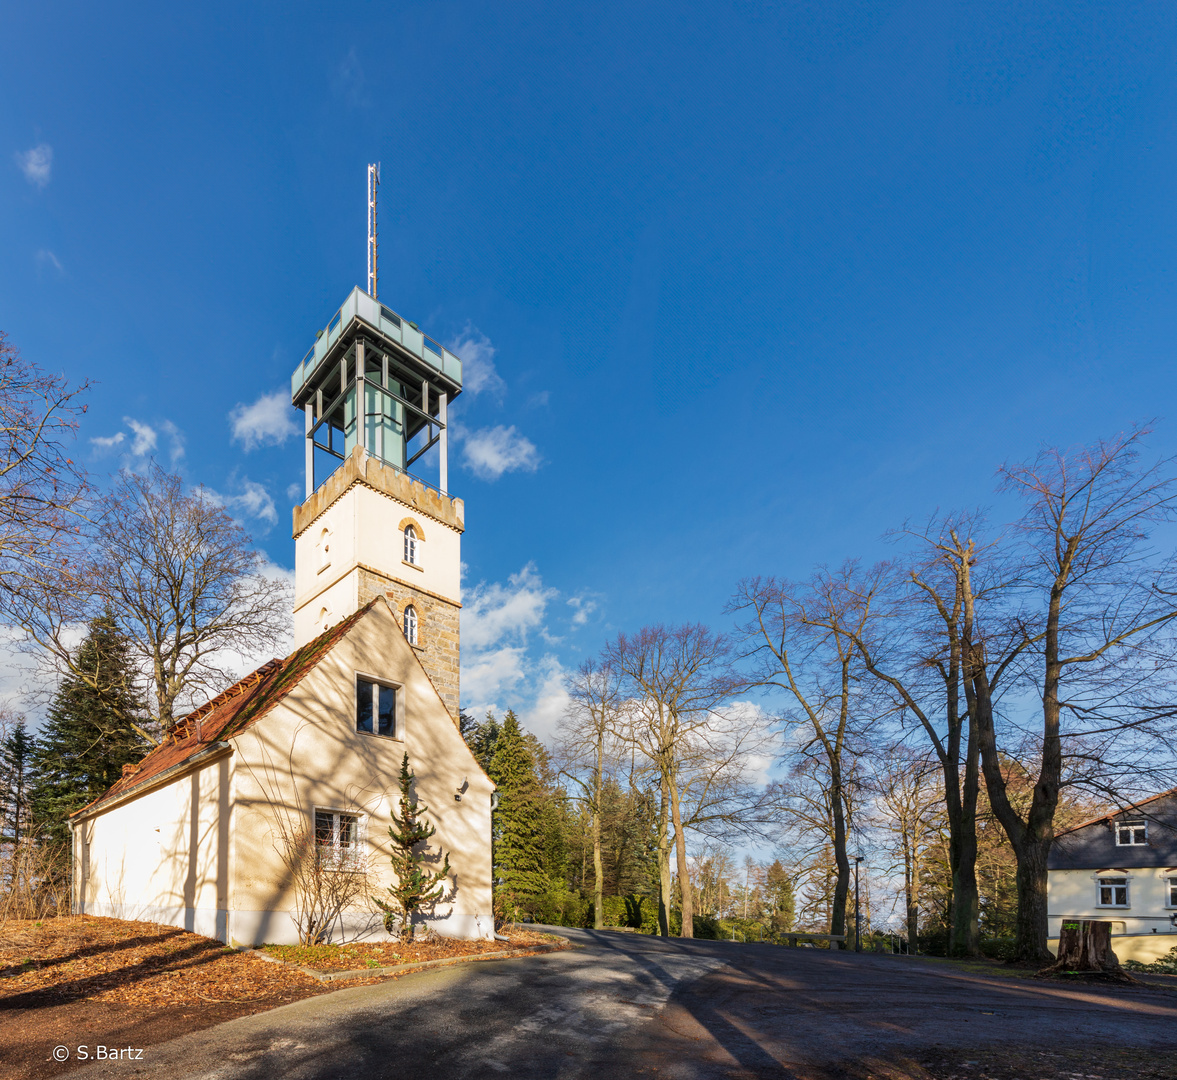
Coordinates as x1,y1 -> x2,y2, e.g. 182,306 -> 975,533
460,424 -> 541,481
35,249 -> 63,275
447,325 -> 505,398
159,419 -> 186,464
462,563 -> 554,649
286,481 -> 304,502
90,432 -> 125,451
209,477 -> 279,527
460,563 -> 574,738
230,389 -> 301,452
16,144 -> 52,188
566,594 -> 599,628
125,417 -> 158,458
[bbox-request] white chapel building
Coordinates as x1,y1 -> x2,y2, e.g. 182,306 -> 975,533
70,287 -> 494,945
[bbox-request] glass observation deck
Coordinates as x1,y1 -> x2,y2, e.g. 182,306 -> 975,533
290,288 -> 464,498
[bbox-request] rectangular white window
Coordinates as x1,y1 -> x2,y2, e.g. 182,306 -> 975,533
1098,877 -> 1129,907
1168,877 -> 1177,907
1115,819 -> 1147,846
356,676 -> 398,737
315,809 -> 361,868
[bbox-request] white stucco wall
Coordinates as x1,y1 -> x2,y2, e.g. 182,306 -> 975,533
76,752 -> 232,941
1048,866 -> 1177,963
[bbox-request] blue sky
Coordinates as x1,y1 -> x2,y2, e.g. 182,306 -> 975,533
5,1 -> 1177,743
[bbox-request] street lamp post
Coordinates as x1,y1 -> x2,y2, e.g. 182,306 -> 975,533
854,855 -> 864,953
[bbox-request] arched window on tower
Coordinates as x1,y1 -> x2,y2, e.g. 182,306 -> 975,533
403,524 -> 418,565
403,604 -> 418,646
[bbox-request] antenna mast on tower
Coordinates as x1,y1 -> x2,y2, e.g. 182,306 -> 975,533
367,162 -> 380,298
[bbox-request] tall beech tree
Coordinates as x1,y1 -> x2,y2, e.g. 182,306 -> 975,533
605,624 -> 740,938
961,431 -> 1177,962
842,529 -> 989,956
732,563 -> 886,949
557,659 -> 623,929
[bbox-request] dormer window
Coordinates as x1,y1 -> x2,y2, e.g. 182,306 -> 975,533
403,525 -> 418,565
1116,819 -> 1147,846
403,604 -> 418,646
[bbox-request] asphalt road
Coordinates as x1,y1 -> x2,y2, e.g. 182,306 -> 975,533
61,929 -> 1177,1080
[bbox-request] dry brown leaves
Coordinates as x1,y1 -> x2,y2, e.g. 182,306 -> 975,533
262,926 -> 567,972
1,916 -> 331,1009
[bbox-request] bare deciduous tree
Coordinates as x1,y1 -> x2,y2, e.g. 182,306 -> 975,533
732,563 -> 886,948
20,465 -> 293,740
963,430 -> 1177,962
0,331 -> 90,626
605,624 -> 741,938
556,659 -> 623,930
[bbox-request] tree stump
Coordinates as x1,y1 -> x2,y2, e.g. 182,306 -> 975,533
1038,920 -> 1135,982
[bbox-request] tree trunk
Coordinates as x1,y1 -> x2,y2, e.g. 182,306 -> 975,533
592,805 -> 604,930
1040,920 -> 1123,975
657,775 -> 671,937
592,745 -> 604,931
668,774 -> 693,938
829,766 -> 851,948
1013,836 -> 1053,964
949,736 -> 981,956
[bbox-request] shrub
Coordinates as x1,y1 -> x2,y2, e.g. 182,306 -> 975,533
1124,946 -> 1177,974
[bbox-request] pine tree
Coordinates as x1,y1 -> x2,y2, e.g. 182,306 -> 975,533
27,615 -> 148,845
487,710 -> 548,920
0,719 -> 34,846
374,753 -> 451,938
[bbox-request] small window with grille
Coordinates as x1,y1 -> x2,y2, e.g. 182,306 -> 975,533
314,809 -> 361,869
403,525 -> 418,565
403,605 -> 418,646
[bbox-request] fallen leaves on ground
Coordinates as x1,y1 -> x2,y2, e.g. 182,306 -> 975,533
262,927 -> 566,972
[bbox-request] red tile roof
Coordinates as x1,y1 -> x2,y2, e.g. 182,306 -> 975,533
72,602 -> 379,818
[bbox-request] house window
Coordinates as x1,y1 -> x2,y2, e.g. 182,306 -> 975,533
318,527 -> 331,573
403,604 -> 418,646
1167,877 -> 1177,908
403,525 -> 418,565
315,809 -> 361,868
1116,819 -> 1147,846
356,676 -> 398,737
1098,876 -> 1129,907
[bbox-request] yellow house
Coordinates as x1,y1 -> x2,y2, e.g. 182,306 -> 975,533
70,288 -> 493,945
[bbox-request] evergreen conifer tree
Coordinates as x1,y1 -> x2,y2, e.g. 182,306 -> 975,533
463,710 -> 501,772
374,753 -> 451,938
487,710 -> 548,920
765,859 -> 796,936
28,615 -> 148,845
0,718 -> 34,846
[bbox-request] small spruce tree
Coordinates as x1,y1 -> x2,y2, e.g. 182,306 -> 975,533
374,753 -> 451,939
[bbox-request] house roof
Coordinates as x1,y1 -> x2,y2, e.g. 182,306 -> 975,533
72,601 -> 380,818
1048,788 -> 1177,870
1053,787 -> 1177,839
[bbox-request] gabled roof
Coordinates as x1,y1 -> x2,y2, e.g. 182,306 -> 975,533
1052,787 -> 1177,839
72,601 -> 380,818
